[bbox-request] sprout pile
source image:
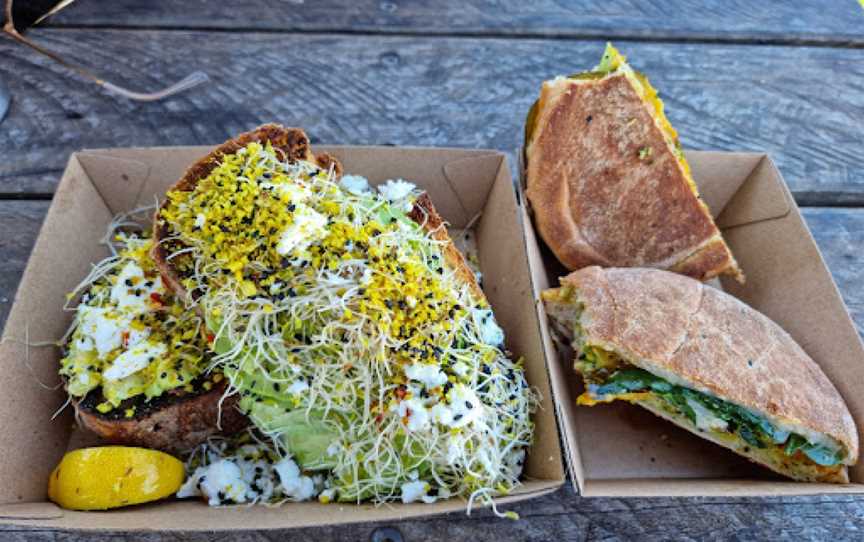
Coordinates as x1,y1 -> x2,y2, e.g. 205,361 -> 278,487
158,141 -> 537,509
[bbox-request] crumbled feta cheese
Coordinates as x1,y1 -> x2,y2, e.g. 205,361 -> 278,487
405,363 -> 448,389
378,179 -> 416,202
176,466 -> 205,499
471,308 -> 505,347
274,457 -> 316,501
287,380 -> 309,394
276,204 -> 328,256
339,174 -> 372,196
194,213 -> 206,228
78,307 -> 125,357
400,480 -> 429,503
110,261 -> 162,309
102,340 -> 166,381
326,442 -> 341,457
398,398 -> 430,431
261,181 -> 312,203
446,384 -> 482,428
199,460 -> 250,505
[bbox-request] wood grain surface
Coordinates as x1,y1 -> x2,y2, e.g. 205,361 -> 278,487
39,0 -> 864,45
2,30 -> 864,203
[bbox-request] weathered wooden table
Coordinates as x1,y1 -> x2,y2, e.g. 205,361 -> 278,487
2,2 -> 864,540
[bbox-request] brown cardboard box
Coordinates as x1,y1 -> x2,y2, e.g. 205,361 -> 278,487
522,151 -> 864,496
0,146 -> 564,530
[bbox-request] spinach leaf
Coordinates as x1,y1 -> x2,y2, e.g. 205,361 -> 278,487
592,368 -> 671,396
803,445 -> 844,467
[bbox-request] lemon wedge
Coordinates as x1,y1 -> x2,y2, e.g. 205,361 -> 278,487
48,446 -> 184,510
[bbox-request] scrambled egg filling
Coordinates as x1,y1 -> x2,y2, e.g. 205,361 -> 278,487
161,142 -> 535,504
575,346 -> 847,468
60,235 -> 213,414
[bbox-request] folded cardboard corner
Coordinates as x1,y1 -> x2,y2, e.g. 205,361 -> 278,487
0,145 -> 564,530
521,150 -> 864,497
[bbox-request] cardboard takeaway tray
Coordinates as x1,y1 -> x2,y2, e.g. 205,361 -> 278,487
0,145 -> 565,530
521,150 -> 864,497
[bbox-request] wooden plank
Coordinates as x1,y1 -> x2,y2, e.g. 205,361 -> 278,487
1,203 -> 864,538
2,31 -> 864,203
40,0 -> 864,45
0,201 -> 47,329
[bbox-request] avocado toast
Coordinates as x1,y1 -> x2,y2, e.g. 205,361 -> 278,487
61,233 -> 246,452
152,125 -> 536,505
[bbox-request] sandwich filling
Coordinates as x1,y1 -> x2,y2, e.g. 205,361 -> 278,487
158,141 -> 536,505
576,349 -> 847,469
544,289 -> 849,475
60,234 -> 215,416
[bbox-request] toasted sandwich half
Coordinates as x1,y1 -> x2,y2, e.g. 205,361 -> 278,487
543,266 -> 858,483
525,44 -> 742,282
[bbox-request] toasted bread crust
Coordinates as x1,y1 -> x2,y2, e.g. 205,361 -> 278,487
525,74 -> 741,282
152,124 -> 341,299
408,192 -> 485,302
72,379 -> 248,453
553,266 -> 858,466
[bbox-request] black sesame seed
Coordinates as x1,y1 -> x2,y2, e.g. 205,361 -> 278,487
453,413 -> 464,421
586,115 -> 593,123
287,203 -> 296,212
465,401 -> 474,409
273,382 -> 281,391
124,279 -> 133,287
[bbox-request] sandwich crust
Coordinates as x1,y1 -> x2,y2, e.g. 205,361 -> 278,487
525,74 -> 741,282
72,379 -> 248,453
558,266 -> 858,466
